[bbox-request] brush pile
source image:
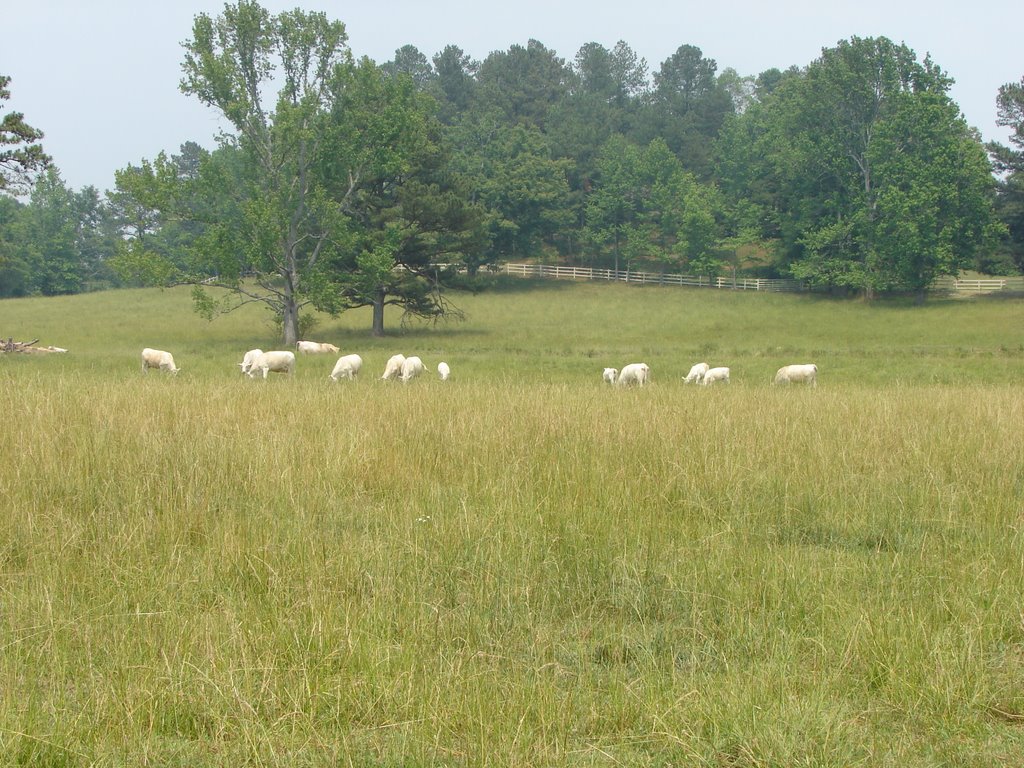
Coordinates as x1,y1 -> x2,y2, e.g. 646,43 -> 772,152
1,337 -> 68,354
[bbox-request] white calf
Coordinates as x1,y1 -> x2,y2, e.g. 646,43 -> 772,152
702,366 -> 730,385
141,347 -> 180,375
774,363 -> 817,386
683,362 -> 709,384
247,350 -> 296,379
400,356 -> 427,383
381,354 -> 406,380
437,362 -> 451,381
602,367 -> 618,385
238,348 -> 263,375
296,340 -> 339,354
616,362 -> 650,387
329,353 -> 363,381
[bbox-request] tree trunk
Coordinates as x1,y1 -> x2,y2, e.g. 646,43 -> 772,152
282,296 -> 300,346
371,288 -> 386,337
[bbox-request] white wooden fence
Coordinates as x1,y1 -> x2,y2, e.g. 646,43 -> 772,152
932,276 -> 1024,294
503,264 -> 1024,295
503,263 -> 804,292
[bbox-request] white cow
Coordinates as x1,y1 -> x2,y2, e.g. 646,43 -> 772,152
774,363 -> 817,386
602,367 -> 618,385
238,348 -> 263,375
329,353 -> 363,382
381,354 -> 406,381
400,356 -> 428,383
296,340 -> 339,354
247,350 -> 296,379
616,362 -> 650,387
683,362 -> 709,384
437,361 -> 451,381
141,347 -> 180,375
702,366 -> 730,385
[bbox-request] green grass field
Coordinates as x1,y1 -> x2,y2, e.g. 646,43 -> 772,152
1,282 -> 1023,766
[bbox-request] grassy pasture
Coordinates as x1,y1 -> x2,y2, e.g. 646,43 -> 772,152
0,282 -> 1023,766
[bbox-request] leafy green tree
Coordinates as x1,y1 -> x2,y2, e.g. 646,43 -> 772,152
868,91 -> 1002,295
107,158 -> 176,287
383,45 -> 435,90
475,40 -> 570,130
19,168 -> 82,295
175,0 -> 353,344
547,41 -> 648,246
0,194 -> 28,295
571,41 -> 648,108
989,76 -> 1024,272
728,37 -> 999,296
472,122 -> 573,260
635,45 -> 734,176
583,135 -> 643,271
72,185 -> 119,290
315,59 -> 486,335
1,76 -> 50,196
990,76 -> 1024,173
717,67 -> 756,114
108,142 -> 221,288
430,45 -> 478,124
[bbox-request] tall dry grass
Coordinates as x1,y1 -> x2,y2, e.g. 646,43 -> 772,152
0,283 -> 1022,765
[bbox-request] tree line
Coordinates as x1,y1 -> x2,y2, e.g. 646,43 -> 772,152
2,1 -> 1023,339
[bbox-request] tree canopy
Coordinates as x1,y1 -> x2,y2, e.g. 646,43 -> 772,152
0,15 -> 1013,311
716,37 -> 1000,297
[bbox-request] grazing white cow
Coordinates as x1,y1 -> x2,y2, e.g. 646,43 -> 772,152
296,340 -> 339,354
247,350 -> 296,379
381,354 -> 406,381
702,366 -> 730,385
400,356 -> 427,383
141,347 -> 180,375
329,353 -> 363,382
683,362 -> 709,384
602,367 -> 618,385
237,348 -> 263,375
437,361 -> 451,381
774,363 -> 817,386
616,362 -> 650,387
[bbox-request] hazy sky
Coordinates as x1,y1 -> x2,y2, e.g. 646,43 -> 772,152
3,0 -> 1021,193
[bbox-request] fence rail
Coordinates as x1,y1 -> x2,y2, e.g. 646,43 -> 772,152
502,263 -> 804,292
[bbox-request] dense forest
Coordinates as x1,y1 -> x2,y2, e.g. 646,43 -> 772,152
2,1 -> 1024,338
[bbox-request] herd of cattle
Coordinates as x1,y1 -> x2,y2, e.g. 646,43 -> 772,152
603,361 -> 818,387
140,343 -> 448,383
142,342 -> 817,387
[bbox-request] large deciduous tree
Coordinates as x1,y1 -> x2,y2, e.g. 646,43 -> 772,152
176,0 -> 352,345
720,37 -> 999,297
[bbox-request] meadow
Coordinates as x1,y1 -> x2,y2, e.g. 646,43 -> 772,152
1,280 -> 1023,766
